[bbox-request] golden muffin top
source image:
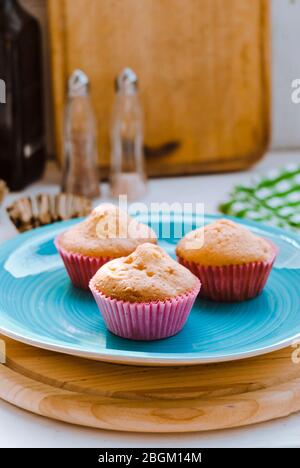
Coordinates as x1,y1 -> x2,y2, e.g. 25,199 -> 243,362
176,219 -> 274,266
91,243 -> 199,302
58,203 -> 157,258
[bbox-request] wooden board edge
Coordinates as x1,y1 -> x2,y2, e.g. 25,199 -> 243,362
98,151 -> 267,179
47,0 -> 67,166
1,363 -> 300,433
259,0 -> 271,152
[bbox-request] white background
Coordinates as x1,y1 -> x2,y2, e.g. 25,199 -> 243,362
272,0 -> 300,148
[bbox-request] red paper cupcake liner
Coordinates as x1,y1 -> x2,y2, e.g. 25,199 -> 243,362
89,280 -> 201,341
55,236 -> 112,290
178,246 -> 277,302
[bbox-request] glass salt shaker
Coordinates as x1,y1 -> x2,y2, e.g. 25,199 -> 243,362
62,69 -> 100,199
110,68 -> 147,200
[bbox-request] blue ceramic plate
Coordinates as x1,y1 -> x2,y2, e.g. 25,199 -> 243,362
0,214 -> 299,366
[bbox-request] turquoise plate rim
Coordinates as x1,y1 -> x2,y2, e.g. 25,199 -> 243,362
0,214 -> 299,366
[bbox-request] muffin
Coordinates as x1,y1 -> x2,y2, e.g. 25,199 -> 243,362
90,243 -> 201,340
55,203 -> 157,289
176,219 -> 278,302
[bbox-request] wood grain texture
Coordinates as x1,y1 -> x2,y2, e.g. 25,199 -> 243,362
0,336 -> 300,432
47,0 -> 270,177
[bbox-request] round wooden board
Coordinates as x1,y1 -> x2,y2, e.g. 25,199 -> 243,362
0,335 -> 300,433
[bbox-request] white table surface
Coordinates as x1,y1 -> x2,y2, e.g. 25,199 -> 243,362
1,150 -> 300,448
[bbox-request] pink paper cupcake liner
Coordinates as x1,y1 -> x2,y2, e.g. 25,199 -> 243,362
55,236 -> 112,290
177,244 -> 277,302
89,280 -> 201,341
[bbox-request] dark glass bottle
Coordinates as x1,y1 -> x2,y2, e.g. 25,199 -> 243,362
0,0 -> 45,190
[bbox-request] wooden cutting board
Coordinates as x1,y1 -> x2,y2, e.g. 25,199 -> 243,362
48,0 -> 270,177
1,336 -> 300,432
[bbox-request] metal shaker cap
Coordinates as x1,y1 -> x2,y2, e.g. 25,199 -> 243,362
68,69 -> 90,97
115,68 -> 138,95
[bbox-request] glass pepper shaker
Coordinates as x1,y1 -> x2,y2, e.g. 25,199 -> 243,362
62,69 -> 100,199
110,68 -> 147,200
